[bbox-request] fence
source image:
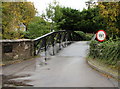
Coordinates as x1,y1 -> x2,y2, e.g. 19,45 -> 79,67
1,30 -> 82,62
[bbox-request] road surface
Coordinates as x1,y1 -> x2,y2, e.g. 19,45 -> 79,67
2,41 -> 118,87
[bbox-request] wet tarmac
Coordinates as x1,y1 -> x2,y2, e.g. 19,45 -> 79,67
1,41 -> 118,88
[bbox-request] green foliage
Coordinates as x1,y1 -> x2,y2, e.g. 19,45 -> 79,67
42,0 -> 63,31
85,33 -> 94,40
3,31 -> 24,39
59,7 -> 80,30
89,39 -> 120,66
75,31 -> 94,40
24,17 -> 51,39
88,2 -> 120,68
98,2 -> 120,37
42,1 -> 108,33
42,1 -> 119,37
57,7 -> 106,33
2,2 -> 36,39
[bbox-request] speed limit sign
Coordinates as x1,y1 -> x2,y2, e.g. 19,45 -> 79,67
96,30 -> 106,42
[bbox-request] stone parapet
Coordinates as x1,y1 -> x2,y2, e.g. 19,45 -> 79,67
1,39 -> 34,63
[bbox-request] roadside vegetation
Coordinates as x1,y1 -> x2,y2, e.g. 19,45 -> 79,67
75,31 -> 94,41
88,2 -> 120,68
89,39 -> 120,68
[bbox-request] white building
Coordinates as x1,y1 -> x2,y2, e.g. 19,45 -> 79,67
15,23 -> 26,32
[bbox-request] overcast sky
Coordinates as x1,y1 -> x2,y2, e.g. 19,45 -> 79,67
27,0 -> 89,15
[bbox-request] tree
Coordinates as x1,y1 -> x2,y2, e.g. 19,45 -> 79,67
42,0 -> 63,31
2,2 -> 36,39
57,7 -> 105,33
58,7 -> 81,30
98,2 -> 120,37
25,16 -> 51,39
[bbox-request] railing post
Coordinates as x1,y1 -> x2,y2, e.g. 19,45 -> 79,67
51,34 -> 55,55
43,37 -> 47,61
59,33 -> 61,50
34,41 -> 36,56
61,32 -> 65,48
65,32 -> 68,47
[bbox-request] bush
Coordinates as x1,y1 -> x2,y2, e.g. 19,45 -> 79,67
75,31 -> 94,41
89,39 -> 120,66
85,33 -> 94,41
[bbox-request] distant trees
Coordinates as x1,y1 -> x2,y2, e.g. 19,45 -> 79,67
57,7 -> 106,33
42,0 -> 105,33
25,16 -> 51,39
2,2 -> 36,39
2,1 -> 119,39
58,7 -> 81,31
43,1 -> 120,38
42,0 -> 63,31
44,1 -> 120,37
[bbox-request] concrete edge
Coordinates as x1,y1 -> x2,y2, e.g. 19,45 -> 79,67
86,59 -> 118,80
0,39 -> 33,43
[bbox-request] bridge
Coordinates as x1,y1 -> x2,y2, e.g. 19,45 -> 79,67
1,31 -> 118,87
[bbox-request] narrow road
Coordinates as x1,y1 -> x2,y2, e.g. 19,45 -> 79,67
2,41 -> 118,87
29,41 -> 118,87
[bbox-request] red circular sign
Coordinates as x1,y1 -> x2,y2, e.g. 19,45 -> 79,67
96,30 -> 106,42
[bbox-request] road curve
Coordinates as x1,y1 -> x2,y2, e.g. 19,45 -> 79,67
28,41 -> 118,87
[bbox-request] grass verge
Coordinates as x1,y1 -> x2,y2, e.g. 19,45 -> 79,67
86,56 -> 118,81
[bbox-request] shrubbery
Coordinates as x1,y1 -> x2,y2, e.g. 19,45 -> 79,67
75,31 -> 94,41
89,38 -> 120,66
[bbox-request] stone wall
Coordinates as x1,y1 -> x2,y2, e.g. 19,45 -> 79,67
1,39 -> 34,62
